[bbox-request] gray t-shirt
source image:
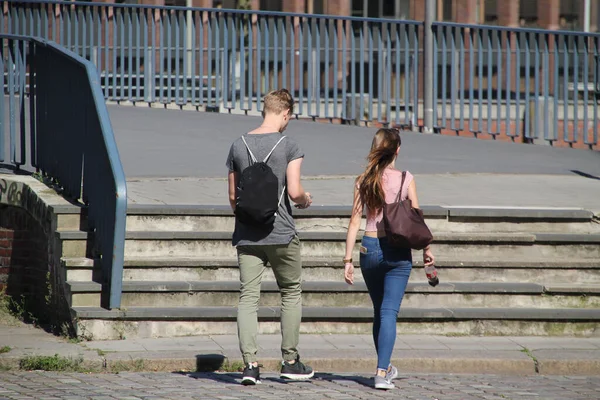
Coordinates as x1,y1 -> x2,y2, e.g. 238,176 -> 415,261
226,132 -> 304,246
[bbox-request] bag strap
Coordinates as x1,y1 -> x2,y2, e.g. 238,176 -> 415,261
271,136 -> 287,213
240,136 -> 258,164
395,171 -> 407,203
276,185 -> 286,210
263,136 -> 286,163
241,135 -> 286,164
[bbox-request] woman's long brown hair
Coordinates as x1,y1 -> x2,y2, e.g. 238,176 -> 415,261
358,128 -> 401,211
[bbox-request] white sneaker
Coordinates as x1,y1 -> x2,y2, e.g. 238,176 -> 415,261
374,375 -> 395,390
386,365 -> 398,381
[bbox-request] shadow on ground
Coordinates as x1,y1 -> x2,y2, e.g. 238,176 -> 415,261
181,369 -> 409,390
571,169 -> 600,181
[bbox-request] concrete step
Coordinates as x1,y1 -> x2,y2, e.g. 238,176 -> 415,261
71,306 -> 600,340
53,204 -> 87,231
66,280 -> 600,309
63,257 -> 600,284
54,205 -> 600,234
123,206 -> 599,234
58,231 -> 600,259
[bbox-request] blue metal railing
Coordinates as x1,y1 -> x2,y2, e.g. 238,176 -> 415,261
1,33 -> 127,309
432,23 -> 599,148
3,1 -> 599,147
3,0 -> 422,126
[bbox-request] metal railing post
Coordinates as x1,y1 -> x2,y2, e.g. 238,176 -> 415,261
423,0 -> 435,133
145,46 -> 153,103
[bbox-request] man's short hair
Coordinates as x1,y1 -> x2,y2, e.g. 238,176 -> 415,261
263,89 -> 294,116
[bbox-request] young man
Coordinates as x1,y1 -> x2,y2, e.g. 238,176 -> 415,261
225,89 -> 314,385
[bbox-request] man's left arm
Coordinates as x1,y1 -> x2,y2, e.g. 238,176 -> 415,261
228,170 -> 238,212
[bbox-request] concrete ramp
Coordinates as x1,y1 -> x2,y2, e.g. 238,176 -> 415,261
106,105 -> 600,212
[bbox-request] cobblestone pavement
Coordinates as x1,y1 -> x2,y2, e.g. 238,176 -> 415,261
0,372 -> 599,400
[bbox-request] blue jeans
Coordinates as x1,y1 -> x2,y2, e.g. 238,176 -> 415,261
359,236 -> 412,370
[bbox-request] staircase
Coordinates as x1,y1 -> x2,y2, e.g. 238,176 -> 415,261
56,206 -> 600,340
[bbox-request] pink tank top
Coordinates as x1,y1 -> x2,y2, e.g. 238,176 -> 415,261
362,169 -> 413,232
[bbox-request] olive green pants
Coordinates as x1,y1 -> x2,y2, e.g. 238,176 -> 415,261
236,236 -> 302,364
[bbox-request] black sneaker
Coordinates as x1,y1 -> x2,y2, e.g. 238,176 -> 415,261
241,363 -> 260,385
280,356 -> 314,380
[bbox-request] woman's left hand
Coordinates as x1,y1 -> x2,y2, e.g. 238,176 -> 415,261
344,262 -> 354,285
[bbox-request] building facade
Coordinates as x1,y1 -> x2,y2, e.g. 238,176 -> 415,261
136,0 -> 600,32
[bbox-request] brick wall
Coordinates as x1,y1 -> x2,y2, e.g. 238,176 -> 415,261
0,203 -> 71,333
0,205 -> 51,324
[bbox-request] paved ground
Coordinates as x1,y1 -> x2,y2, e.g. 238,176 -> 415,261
100,104 -> 600,211
3,104 -> 600,211
107,105 -> 600,178
1,320 -> 599,377
0,371 -> 599,399
126,173 -> 600,211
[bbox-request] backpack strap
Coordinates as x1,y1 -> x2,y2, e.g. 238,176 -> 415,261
240,135 -> 286,164
275,185 -> 286,213
263,136 -> 286,163
240,136 -> 258,164
270,136 -> 287,214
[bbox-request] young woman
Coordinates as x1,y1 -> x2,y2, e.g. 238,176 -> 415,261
343,128 -> 435,390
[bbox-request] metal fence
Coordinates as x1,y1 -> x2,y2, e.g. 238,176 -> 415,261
1,33 -> 127,309
4,1 -> 422,126
432,23 -> 599,147
3,1 -> 600,148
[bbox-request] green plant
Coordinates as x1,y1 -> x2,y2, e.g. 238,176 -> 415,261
520,346 -> 540,373
520,347 -> 537,361
0,289 -> 18,325
69,318 -> 94,342
443,332 -> 469,337
0,346 -> 11,354
0,360 -> 12,372
19,354 -> 85,372
8,294 -> 38,326
96,349 -> 107,357
110,358 -> 145,373
44,271 -> 53,307
31,172 -> 44,183
218,360 -> 245,373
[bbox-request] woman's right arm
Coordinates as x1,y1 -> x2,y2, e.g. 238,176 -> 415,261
344,180 -> 363,285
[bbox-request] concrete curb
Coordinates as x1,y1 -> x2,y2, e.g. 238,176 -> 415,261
111,356 -> 600,376
4,354 -> 599,375
0,356 -> 105,373
537,359 -> 600,375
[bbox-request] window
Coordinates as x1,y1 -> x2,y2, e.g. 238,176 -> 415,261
259,0 -> 282,12
441,0 -> 452,21
215,0 -> 237,8
560,0 -> 578,30
382,0 -> 394,18
351,0 -> 409,19
484,0 -> 498,24
305,0 -> 324,15
519,0 -> 538,27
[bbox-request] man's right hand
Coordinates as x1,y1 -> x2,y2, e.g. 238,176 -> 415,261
295,192 -> 312,209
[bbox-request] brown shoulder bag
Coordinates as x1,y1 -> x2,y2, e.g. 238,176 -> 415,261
382,171 -> 433,250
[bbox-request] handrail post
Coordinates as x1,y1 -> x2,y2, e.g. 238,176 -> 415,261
423,0 -> 435,133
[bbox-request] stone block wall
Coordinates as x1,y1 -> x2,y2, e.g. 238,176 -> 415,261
0,205 -> 51,323
0,178 -> 73,335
